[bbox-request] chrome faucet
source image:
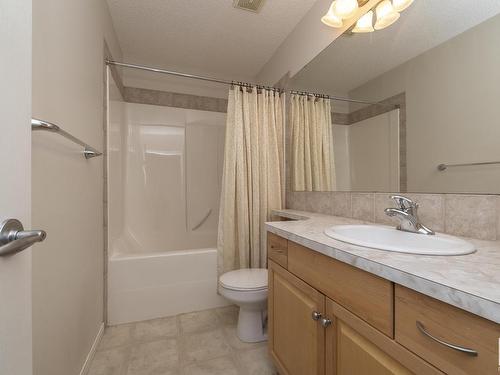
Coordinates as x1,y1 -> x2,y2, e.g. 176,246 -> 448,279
384,195 -> 435,235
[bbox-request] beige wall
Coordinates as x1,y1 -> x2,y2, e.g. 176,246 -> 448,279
32,1 -> 122,374
350,14 -> 500,193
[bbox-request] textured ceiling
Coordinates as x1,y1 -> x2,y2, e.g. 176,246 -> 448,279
292,0 -> 500,95
106,0 -> 317,81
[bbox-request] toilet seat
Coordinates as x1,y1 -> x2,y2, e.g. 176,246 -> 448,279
219,268 -> 268,292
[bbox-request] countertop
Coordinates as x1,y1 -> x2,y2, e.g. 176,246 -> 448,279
266,209 -> 500,324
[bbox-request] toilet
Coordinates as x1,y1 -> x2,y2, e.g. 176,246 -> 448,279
219,268 -> 268,343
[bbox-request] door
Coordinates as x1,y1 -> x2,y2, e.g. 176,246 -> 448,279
328,320 -> 413,375
268,260 -> 325,375
0,1 -> 34,374
325,298 -> 442,375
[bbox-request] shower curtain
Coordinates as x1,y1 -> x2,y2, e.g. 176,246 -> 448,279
291,94 -> 335,191
217,86 -> 284,274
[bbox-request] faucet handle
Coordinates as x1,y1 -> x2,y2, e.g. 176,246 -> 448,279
390,195 -> 418,213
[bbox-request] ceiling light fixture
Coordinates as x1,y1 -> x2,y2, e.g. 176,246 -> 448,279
374,0 -> 400,30
334,0 -> 359,19
321,2 -> 343,28
321,0 -> 414,34
352,10 -> 374,33
392,0 -> 414,12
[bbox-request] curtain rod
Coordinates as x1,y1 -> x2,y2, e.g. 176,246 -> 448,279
289,90 -> 378,105
105,60 -> 281,93
105,60 -> 380,105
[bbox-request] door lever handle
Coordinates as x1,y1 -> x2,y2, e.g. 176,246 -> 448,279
0,219 -> 46,257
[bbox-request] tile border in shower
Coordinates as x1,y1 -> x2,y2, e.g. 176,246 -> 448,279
103,53 -> 228,114
122,86 -> 228,113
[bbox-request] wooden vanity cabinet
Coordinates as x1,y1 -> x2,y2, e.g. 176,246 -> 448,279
268,260 -> 325,375
287,240 -> 394,337
267,233 -> 444,375
268,232 -> 288,268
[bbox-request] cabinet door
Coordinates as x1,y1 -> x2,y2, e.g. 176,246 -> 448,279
325,298 -> 443,375
268,260 -> 325,375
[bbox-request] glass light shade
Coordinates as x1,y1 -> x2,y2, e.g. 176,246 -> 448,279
321,2 -> 343,28
374,0 -> 400,30
352,10 -> 374,33
334,0 -> 359,19
392,0 -> 414,12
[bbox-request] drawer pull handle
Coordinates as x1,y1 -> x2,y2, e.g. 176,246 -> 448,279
416,321 -> 478,356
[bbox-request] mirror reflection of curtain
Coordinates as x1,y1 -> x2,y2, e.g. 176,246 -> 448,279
291,94 -> 335,191
217,87 -> 284,274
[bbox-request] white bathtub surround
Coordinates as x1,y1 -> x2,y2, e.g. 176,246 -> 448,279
267,210 -> 500,324
107,101 -> 226,255
108,248 -> 229,325
218,87 -> 284,274
290,94 -> 335,191
116,104 -> 226,253
107,100 -> 228,324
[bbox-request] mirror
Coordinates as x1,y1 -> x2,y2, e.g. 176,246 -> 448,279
289,1 -> 500,194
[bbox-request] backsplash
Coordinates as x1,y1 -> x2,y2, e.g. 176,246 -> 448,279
286,191 -> 500,241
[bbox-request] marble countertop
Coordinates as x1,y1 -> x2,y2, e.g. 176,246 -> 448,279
266,209 -> 500,324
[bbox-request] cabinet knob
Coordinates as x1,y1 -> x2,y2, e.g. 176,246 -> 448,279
311,311 -> 322,321
321,317 -> 332,328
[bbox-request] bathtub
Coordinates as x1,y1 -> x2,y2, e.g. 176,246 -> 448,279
106,100 -> 229,325
107,247 -> 229,325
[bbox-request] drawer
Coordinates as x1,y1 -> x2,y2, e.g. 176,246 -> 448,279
267,232 -> 288,268
395,285 -> 500,375
287,241 -> 394,337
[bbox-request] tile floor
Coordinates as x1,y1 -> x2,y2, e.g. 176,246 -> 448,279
88,306 -> 277,375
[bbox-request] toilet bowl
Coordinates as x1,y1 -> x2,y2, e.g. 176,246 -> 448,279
219,268 -> 268,343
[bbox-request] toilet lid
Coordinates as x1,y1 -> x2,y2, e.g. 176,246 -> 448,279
219,268 -> 268,291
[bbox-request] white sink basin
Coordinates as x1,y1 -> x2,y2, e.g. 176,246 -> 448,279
324,225 -> 475,256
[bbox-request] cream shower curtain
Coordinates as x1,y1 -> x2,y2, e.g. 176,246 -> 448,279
291,94 -> 335,191
217,87 -> 284,274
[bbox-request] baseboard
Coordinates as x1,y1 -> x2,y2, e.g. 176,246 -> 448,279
79,322 -> 105,375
